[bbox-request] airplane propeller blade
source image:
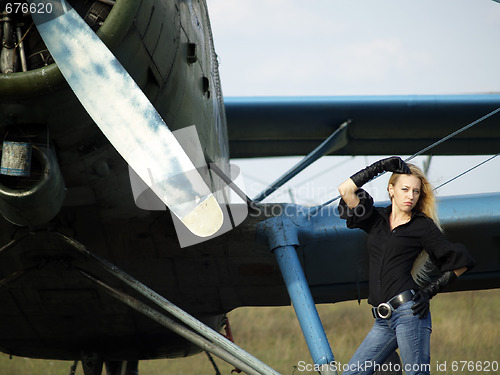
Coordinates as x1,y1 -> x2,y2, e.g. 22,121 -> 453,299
28,0 -> 223,238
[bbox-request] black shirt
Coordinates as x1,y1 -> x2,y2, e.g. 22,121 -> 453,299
339,189 -> 475,306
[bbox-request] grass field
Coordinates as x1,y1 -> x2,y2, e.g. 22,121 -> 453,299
0,289 -> 498,374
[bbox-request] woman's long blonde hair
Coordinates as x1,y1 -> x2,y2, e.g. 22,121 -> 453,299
388,163 -> 440,228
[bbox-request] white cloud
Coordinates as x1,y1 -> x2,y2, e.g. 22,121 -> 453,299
209,0 -> 500,96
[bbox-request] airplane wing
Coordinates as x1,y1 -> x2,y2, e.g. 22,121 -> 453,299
223,94 -> 500,306
225,95 -> 500,158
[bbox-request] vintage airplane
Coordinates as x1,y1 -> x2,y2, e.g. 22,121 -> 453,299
0,0 -> 499,374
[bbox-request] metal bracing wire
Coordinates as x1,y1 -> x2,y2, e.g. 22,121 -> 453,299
314,106 -> 500,212
433,153 -> 500,191
404,107 -> 500,162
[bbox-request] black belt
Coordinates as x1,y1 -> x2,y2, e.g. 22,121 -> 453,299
372,289 -> 416,319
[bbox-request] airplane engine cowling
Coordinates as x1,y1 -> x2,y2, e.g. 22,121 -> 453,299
0,145 -> 65,227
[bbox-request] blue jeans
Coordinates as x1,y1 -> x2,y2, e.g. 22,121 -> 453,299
342,301 -> 432,375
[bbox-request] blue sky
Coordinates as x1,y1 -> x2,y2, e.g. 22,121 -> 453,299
207,0 -> 500,204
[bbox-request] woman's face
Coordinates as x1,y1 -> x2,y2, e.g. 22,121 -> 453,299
388,174 -> 422,213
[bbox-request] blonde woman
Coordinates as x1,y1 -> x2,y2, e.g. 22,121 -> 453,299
338,157 -> 474,375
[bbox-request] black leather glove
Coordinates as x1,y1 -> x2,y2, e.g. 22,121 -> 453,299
350,156 -> 411,188
412,270 -> 457,319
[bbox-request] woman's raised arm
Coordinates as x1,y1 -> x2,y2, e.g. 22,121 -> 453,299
339,156 -> 410,209
338,178 -> 360,209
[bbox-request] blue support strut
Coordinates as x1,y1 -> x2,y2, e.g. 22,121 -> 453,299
257,204 -> 338,374
273,245 -> 337,374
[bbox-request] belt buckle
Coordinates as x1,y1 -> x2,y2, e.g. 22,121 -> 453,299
376,302 -> 392,319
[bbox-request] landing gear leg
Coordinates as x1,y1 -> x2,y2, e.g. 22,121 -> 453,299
105,361 -> 139,375
81,353 -> 104,375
